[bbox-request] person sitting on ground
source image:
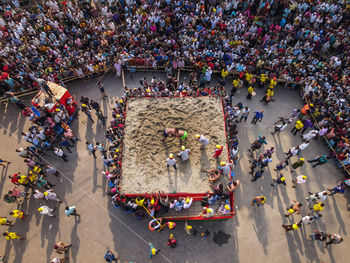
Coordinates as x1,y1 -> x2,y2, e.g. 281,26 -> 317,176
203,169 -> 221,182
200,207 -> 215,218
227,180 -> 240,193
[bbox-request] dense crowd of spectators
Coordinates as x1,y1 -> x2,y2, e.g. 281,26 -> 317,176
1,0 -> 349,97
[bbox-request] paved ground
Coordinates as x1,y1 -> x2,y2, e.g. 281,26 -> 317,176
0,71 -> 349,263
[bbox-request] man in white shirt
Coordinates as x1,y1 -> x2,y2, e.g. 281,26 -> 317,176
218,161 -> 233,176
177,146 -> 190,161
299,141 -> 310,151
183,197 -> 193,209
166,154 -> 177,170
54,148 -> 68,162
195,134 -> 209,149
285,146 -> 300,159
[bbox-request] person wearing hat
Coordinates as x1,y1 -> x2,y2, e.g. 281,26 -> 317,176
217,203 -> 231,214
0,217 -> 13,226
195,134 -> 209,149
291,158 -> 305,172
166,221 -> 176,230
44,189 -> 62,203
54,242 -> 72,254
200,207 -> 214,218
9,209 -> 26,220
284,200 -> 302,217
81,103 -> 94,123
213,145 -> 224,158
184,221 -> 193,235
292,175 -> 308,188
282,221 -> 302,232
291,120 -> 304,135
183,197 -> 193,210
149,242 -> 159,258
177,146 -> 190,161
251,195 -> 266,207
271,174 -> 287,187
167,234 -> 177,248
3,231 -> 25,240
166,153 -> 177,170
38,205 -> 54,217
218,161 -> 233,176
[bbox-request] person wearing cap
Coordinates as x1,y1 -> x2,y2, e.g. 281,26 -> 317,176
195,134 -> 209,149
0,217 -> 13,226
3,231 -> 25,240
149,242 -> 159,258
54,242 -> 72,254
9,209 -> 26,220
217,203 -> 231,215
213,145 -> 224,158
271,174 -> 287,187
44,189 -> 62,203
38,205 -> 54,217
200,207 -> 214,218
166,153 -> 177,170
183,197 -> 193,210
218,161 -> 233,176
177,146 -> 190,161
292,175 -> 308,188
251,195 -> 266,207
291,158 -> 305,172
291,120 -> 304,135
284,200 -> 302,217
307,155 -> 330,167
167,234 -> 177,248
184,222 -> 192,235
81,103 -> 94,123
282,221 -> 302,232
166,221 -> 176,230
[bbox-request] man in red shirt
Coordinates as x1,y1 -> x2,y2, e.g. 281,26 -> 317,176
213,145 -> 224,158
9,173 -> 20,186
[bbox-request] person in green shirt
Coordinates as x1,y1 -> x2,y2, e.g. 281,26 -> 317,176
308,155 -> 330,167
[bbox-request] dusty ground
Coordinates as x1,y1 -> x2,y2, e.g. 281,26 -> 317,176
122,97 -> 228,194
0,71 -> 349,263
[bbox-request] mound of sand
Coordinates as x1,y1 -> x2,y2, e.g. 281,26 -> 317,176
121,97 -> 228,193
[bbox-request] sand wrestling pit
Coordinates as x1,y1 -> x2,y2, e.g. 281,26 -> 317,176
121,96 -> 229,194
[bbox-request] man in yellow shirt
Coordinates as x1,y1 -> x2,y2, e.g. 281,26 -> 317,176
221,69 -> 228,79
312,202 -> 325,215
3,231 -> 25,240
291,120 -> 304,135
260,73 -> 268,86
9,210 -> 26,220
0,217 -> 13,226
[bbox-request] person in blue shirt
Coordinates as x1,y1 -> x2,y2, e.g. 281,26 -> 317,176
104,249 -> 119,262
251,110 -> 264,124
65,206 -> 80,218
328,182 -> 345,195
